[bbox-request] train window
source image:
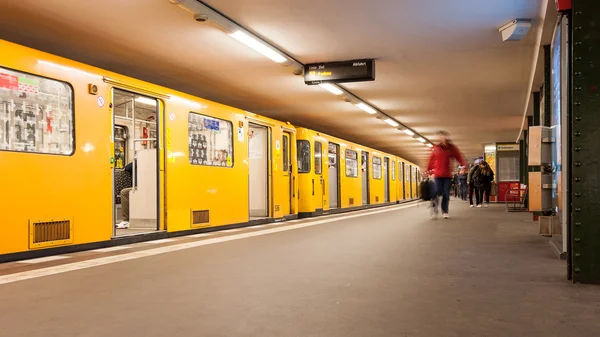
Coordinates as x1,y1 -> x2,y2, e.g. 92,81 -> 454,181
345,150 -> 358,178
372,156 -> 382,179
188,112 -> 233,167
0,67 -> 74,155
297,140 -> 311,173
391,160 -> 396,181
282,134 -> 289,172
314,141 -> 322,174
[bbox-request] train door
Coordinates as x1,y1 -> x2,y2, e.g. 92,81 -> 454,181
249,123 -> 270,219
282,132 -> 292,215
112,89 -> 162,236
398,162 -> 404,200
328,143 -> 340,209
314,141 -> 325,210
408,164 -> 413,198
402,163 -> 410,200
384,157 -> 390,203
362,151 -> 370,205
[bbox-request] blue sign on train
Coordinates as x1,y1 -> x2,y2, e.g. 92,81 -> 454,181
203,118 -> 220,131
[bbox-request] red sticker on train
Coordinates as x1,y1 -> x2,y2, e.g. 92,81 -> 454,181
0,73 -> 18,90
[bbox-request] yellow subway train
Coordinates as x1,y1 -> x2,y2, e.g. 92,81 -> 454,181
0,39 -> 420,262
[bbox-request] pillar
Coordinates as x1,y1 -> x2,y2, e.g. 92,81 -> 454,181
571,0 -> 600,284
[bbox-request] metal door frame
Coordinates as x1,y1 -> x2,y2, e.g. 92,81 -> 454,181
110,87 -> 164,237
248,122 -> 271,218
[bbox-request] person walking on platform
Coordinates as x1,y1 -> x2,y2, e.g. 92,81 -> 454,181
474,161 -> 495,208
426,130 -> 466,219
457,167 -> 468,200
467,163 -> 480,207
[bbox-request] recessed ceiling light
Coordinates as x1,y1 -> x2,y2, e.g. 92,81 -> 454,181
318,83 -> 343,95
403,129 -> 415,136
355,102 -> 377,114
229,31 -> 288,63
383,118 -> 399,127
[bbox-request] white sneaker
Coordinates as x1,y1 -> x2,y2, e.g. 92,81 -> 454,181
476,205 -> 482,208
430,214 -> 438,220
470,205 -> 474,208
484,204 -> 489,208
116,221 -> 130,229
443,213 -> 449,219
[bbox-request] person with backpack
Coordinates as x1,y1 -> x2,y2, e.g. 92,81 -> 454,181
467,162 -> 480,208
426,130 -> 466,219
473,161 -> 495,208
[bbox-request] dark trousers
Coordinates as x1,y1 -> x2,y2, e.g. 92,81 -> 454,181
469,185 -> 480,206
459,183 -> 467,200
478,184 -> 491,204
432,178 -> 452,214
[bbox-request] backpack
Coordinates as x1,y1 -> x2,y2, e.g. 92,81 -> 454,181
420,179 -> 435,201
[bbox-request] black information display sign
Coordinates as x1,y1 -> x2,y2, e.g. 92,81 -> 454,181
304,59 -> 375,85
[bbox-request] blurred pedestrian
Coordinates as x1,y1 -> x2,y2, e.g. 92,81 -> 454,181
426,130 -> 466,219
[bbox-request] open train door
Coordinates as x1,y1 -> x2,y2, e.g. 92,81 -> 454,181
110,88 -> 164,236
362,151 -> 370,205
248,123 -> 270,220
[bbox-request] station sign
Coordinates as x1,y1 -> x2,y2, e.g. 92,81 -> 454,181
304,59 -> 375,85
497,144 -> 520,152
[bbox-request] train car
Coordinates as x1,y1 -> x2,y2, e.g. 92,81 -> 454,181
0,39 -> 298,260
0,38 -> 418,261
296,128 -> 414,217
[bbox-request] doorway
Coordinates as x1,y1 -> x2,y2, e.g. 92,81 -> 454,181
362,151 -> 370,205
402,162 -> 407,200
314,141 -> 324,210
112,89 -> 161,236
328,143 -> 340,209
282,132 -> 293,215
408,164 -> 413,198
384,157 -> 390,203
249,123 -> 270,219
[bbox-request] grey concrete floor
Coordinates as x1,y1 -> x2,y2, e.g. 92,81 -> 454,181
1,201 -> 599,337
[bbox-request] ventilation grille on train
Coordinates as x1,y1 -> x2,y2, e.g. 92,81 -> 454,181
29,219 -> 74,249
191,210 -> 210,227
349,198 -> 354,206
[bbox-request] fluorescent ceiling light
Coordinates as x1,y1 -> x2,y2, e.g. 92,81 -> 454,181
135,97 -> 157,106
426,143 -> 433,148
383,118 -> 399,127
403,129 -> 415,136
355,102 -> 377,114
417,137 -> 426,143
319,83 -> 343,95
229,31 -> 287,63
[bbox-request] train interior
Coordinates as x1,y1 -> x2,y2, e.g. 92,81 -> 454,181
248,123 -> 270,220
112,89 -> 160,236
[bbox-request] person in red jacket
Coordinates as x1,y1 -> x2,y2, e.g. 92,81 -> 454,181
426,130 -> 466,219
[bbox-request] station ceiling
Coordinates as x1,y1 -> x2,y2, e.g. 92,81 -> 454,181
0,0 -> 549,166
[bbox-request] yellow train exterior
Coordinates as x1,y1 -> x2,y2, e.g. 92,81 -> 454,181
295,128 -> 420,216
0,39 -> 419,261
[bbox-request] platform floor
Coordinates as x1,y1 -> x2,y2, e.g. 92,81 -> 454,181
1,200 -> 599,337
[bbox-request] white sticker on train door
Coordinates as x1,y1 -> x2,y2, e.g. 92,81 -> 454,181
237,127 -> 244,142
97,96 -> 105,108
